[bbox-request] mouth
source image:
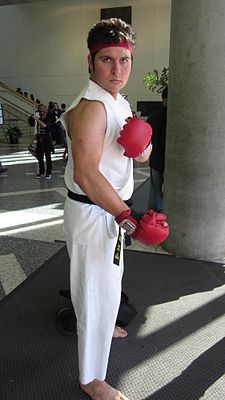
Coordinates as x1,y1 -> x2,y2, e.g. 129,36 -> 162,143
110,79 -> 122,84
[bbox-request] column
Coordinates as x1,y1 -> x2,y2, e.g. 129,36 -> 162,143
163,0 -> 225,261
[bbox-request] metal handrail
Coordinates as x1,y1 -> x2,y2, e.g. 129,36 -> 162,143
0,81 -> 36,107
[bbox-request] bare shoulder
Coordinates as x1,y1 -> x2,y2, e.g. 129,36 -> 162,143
68,99 -> 106,134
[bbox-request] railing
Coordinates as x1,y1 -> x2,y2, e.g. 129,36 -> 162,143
0,81 -> 36,116
0,82 -> 36,144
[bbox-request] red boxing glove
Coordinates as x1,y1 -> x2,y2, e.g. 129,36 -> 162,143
117,117 -> 152,158
115,209 -> 169,245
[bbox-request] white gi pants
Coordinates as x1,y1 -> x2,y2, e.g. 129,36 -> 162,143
64,197 -> 124,384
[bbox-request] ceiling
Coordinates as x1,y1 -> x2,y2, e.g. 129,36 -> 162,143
0,0 -> 53,5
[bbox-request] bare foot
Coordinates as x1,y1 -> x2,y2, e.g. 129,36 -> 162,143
80,379 -> 129,400
113,326 -> 128,339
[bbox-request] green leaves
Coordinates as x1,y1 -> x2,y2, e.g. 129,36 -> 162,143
6,127 -> 23,137
6,126 -> 23,144
143,67 -> 169,93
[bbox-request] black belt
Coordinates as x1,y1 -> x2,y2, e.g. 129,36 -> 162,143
67,189 -> 133,251
68,190 -> 95,204
67,190 -> 133,207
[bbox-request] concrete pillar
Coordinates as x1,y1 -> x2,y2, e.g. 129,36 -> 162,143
163,0 -> 225,261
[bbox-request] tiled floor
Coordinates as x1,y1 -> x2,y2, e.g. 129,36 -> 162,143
0,143 -> 169,301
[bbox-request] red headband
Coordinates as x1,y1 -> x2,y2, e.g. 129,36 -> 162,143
89,38 -> 133,55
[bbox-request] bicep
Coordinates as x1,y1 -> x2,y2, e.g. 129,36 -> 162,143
69,101 -> 106,174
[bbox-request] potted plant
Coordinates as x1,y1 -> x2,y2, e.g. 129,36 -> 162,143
6,126 -> 23,144
143,67 -> 169,93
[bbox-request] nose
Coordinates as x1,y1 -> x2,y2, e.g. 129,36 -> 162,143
111,60 -> 121,75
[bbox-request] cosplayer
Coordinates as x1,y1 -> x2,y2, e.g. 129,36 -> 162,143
61,18 -> 169,400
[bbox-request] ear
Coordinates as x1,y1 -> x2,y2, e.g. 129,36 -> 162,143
88,54 -> 93,72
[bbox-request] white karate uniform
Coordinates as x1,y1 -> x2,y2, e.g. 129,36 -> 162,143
61,80 -> 133,384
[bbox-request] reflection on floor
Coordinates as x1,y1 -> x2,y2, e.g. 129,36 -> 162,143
0,145 -> 169,301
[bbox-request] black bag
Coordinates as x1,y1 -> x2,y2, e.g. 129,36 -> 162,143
116,291 -> 137,327
58,289 -> 137,328
28,139 -> 37,158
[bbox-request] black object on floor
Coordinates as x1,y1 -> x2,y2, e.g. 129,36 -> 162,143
56,307 -> 76,336
1,246 -> 225,400
57,290 -> 137,335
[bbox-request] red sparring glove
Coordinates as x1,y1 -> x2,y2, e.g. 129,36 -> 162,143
115,209 -> 169,245
117,117 -> 152,158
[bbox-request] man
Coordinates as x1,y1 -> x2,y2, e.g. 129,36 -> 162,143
147,87 -> 168,212
31,104 -> 54,179
47,101 -> 66,145
61,18 -> 169,400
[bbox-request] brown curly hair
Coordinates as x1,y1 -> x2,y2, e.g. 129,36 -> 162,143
87,18 -> 136,56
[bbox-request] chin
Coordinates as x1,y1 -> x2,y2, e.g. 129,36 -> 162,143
109,82 -> 124,91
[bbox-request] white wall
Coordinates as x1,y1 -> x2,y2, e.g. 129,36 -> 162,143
0,0 -> 171,109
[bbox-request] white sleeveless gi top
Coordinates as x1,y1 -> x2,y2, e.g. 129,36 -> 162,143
61,79 -> 134,200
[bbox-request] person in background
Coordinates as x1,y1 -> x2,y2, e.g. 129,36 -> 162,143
48,101 -> 54,112
31,104 -> 54,180
59,103 -> 67,159
47,102 -> 65,145
56,104 -> 67,146
60,103 -> 67,113
147,87 -> 168,212
61,17 -> 169,400
16,87 -> 23,95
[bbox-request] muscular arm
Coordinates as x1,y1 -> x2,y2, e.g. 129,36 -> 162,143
68,99 -> 129,217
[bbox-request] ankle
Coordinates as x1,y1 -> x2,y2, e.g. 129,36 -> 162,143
80,379 -> 102,388
80,379 -> 102,398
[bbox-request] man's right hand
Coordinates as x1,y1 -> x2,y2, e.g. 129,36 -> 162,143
115,208 -> 169,245
117,116 -> 152,158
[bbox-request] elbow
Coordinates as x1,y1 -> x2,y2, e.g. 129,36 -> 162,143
73,170 -> 83,187
73,170 -> 90,191
73,167 -> 99,193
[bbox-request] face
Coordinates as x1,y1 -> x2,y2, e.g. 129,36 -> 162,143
38,106 -> 47,117
88,47 -> 132,98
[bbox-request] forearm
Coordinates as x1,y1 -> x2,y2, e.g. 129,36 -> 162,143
36,119 -> 47,128
74,170 -> 129,217
31,115 -> 47,128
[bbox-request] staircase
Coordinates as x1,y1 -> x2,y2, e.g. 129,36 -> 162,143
0,81 -> 36,145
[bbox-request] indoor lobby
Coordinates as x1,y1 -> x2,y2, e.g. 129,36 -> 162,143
0,1 -> 225,400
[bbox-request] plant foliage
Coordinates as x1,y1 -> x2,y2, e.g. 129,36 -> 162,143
143,67 -> 169,93
6,126 -> 23,144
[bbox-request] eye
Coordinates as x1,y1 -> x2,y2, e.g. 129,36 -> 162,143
120,57 -> 130,64
102,57 -> 111,63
